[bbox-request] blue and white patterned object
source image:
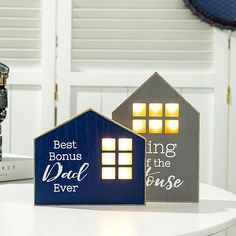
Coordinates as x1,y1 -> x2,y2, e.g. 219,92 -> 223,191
184,0 -> 236,30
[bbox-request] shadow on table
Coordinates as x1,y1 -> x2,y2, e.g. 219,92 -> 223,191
53,199 -> 236,214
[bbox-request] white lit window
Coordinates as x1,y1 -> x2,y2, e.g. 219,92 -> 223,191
132,103 -> 179,134
101,138 -> 133,180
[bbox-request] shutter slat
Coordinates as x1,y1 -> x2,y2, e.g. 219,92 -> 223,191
72,9 -> 193,19
72,0 -> 185,9
0,28 -> 41,38
0,18 -> 41,28
0,38 -> 40,49
72,49 -> 212,61
72,19 -> 210,30
0,8 -> 41,17
0,0 -> 41,8
0,49 -> 40,59
72,60 -> 212,72
72,39 -> 213,50
72,29 -> 212,40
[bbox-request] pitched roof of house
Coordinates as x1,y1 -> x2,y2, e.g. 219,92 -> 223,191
113,72 -> 199,115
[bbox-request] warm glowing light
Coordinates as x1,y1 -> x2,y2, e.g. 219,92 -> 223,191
102,138 -> 116,151
102,153 -> 116,165
132,120 -> 146,133
102,167 -> 115,179
118,153 -> 132,165
118,138 -> 132,151
165,103 -> 179,117
118,167 -> 132,179
133,103 -> 146,117
165,120 -> 179,134
149,120 -> 163,133
149,103 -> 163,117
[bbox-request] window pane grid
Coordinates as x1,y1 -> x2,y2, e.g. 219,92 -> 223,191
132,103 -> 179,134
102,138 -> 133,180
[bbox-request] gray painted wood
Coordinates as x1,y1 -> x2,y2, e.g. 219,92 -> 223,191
112,73 -> 200,202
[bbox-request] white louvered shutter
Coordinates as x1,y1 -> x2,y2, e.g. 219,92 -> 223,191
71,0 -> 213,72
57,0 -> 229,191
0,0 -> 55,156
0,0 -> 42,69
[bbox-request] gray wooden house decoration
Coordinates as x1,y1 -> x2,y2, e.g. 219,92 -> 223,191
112,72 -> 199,202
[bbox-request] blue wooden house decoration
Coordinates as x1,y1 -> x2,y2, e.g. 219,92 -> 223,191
35,109 -> 146,205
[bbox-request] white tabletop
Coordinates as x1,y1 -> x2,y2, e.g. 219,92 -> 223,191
1,183 -> 236,236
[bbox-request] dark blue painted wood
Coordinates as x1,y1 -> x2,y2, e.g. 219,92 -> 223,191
184,0 -> 236,30
35,110 -> 145,205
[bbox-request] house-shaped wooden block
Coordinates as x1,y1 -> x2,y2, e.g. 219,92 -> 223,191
112,73 -> 199,202
35,109 -> 145,205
